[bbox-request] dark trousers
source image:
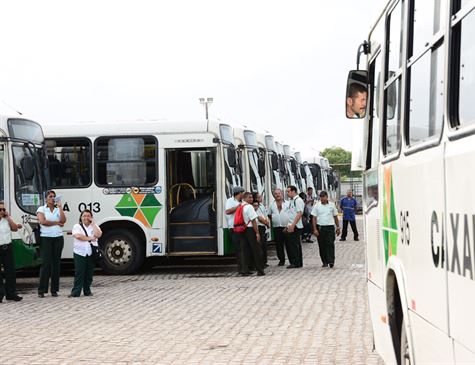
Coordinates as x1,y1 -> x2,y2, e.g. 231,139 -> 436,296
273,227 -> 287,264
71,253 -> 95,296
0,244 -> 17,298
285,228 -> 303,267
240,228 -> 264,273
317,225 -> 336,265
230,230 -> 243,273
342,219 -> 359,240
258,226 -> 267,265
38,236 -> 64,294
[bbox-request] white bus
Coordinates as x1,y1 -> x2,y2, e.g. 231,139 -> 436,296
0,112 -> 48,268
347,0 -> 475,363
43,120 -> 307,274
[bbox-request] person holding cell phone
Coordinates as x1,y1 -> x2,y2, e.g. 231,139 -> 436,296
0,201 -> 23,303
69,209 -> 102,297
36,190 -> 66,298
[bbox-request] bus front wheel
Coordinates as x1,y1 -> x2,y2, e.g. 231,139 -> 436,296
100,228 -> 144,275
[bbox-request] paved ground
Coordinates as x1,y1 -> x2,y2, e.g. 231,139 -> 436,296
1,217 -> 383,364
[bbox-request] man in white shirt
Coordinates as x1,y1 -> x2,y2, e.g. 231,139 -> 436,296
0,202 -> 23,302
253,192 -> 270,268
285,185 -> 304,268
225,186 -> 245,274
268,189 -> 289,266
311,191 -> 340,268
240,192 -> 265,276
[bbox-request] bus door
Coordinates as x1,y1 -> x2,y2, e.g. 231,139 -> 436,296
166,148 -> 217,254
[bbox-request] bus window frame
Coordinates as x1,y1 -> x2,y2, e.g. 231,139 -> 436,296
447,3 -> 475,141
381,0 -> 405,163
94,135 -> 159,188
366,49 -> 382,171
45,137 -> 93,190
403,1 -> 446,156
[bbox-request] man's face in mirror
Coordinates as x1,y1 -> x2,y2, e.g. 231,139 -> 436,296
346,83 -> 368,119
347,91 -> 367,118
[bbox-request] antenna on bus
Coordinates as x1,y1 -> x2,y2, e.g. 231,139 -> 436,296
356,40 -> 370,70
1,100 -> 23,115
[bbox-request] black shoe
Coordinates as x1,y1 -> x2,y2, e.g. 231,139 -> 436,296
38,293 -> 45,298
329,264 -> 334,268
339,238 -> 346,241
322,263 -> 328,268
6,295 -> 23,302
287,265 -> 297,269
278,261 -> 285,266
68,294 -> 79,298
264,264 -> 269,268
0,296 -> 3,303
84,292 -> 93,297
51,292 -> 58,297
257,271 -> 265,276
354,238 -> 359,241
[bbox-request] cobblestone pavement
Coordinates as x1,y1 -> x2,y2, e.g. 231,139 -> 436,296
1,217 -> 383,364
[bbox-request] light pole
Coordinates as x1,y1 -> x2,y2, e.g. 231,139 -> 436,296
199,97 -> 213,131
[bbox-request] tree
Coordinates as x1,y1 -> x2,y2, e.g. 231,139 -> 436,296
320,146 -> 354,178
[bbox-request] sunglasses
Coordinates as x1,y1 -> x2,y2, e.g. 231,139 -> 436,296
0,208 -> 6,212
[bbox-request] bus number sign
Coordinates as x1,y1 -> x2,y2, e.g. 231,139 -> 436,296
78,202 -> 101,213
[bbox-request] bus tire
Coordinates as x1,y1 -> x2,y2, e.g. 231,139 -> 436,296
400,318 -> 411,365
99,228 -> 144,275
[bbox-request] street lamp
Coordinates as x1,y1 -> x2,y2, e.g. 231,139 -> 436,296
199,97 -> 213,130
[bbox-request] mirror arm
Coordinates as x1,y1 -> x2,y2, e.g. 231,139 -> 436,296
356,40 -> 370,70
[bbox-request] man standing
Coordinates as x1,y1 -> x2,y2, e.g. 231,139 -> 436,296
340,190 -> 359,241
240,192 -> 265,276
311,191 -> 340,268
253,192 -> 270,268
285,185 -> 304,269
225,186 -> 245,273
268,189 -> 289,266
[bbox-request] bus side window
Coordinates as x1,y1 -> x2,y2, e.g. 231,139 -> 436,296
383,1 -> 403,156
367,53 -> 381,169
45,138 -> 92,188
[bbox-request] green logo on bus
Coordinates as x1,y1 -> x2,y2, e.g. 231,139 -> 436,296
382,166 -> 398,263
115,193 -> 162,228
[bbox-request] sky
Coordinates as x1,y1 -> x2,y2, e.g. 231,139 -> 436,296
0,0 -> 384,153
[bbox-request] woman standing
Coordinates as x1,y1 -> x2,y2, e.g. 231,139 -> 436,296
36,190 -> 66,298
0,202 -> 23,302
69,209 -> 102,297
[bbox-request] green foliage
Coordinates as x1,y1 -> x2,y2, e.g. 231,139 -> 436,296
320,146 -> 354,178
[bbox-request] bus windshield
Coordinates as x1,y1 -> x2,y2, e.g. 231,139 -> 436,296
12,143 -> 46,214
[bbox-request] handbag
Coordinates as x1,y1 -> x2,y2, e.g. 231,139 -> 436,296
80,223 -> 104,262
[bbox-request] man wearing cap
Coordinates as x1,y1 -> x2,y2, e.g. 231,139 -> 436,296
284,185 -> 304,268
311,191 -> 340,268
225,186 -> 245,273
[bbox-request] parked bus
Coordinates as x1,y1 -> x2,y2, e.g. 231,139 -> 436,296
0,112 -> 48,268
43,120 -> 305,274
347,0 -> 475,363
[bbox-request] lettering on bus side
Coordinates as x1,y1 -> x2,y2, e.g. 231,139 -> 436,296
431,211 -> 474,280
77,202 -> 101,213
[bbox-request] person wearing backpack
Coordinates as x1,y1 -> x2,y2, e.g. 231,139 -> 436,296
225,186 -> 245,274
234,192 -> 265,276
69,209 -> 102,297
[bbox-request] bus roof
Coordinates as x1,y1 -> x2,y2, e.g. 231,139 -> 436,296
41,119 -> 219,138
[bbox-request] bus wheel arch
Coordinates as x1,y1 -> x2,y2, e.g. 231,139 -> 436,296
386,269 -> 412,365
98,221 -> 146,275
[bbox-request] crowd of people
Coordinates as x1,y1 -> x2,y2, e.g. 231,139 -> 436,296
1,187 -> 360,302
225,185 -> 360,276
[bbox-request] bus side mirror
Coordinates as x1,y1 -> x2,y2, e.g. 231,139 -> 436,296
227,147 -> 236,168
290,160 -> 297,175
346,70 -> 368,119
300,165 -> 306,178
270,154 -> 278,170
